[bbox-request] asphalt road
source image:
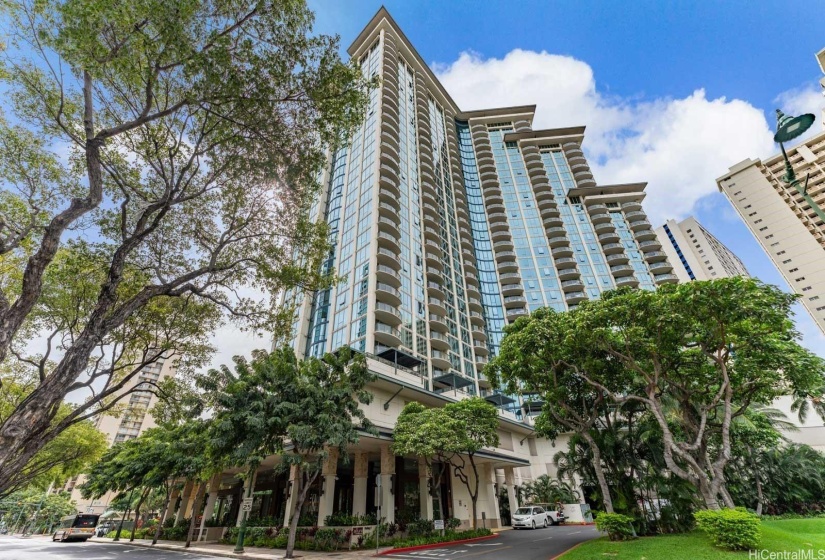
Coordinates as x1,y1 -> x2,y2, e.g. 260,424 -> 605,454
384,524 -> 599,560
0,535 -> 224,560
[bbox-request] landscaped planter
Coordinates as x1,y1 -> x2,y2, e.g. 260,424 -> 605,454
324,525 -> 377,547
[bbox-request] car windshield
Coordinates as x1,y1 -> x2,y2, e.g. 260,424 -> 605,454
514,508 -> 533,515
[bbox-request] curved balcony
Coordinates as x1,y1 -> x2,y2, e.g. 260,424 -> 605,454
548,235 -> 570,248
429,313 -> 449,333
554,257 -> 577,268
381,133 -> 400,154
598,232 -> 620,244
469,311 -> 485,326
654,273 -> 679,284
430,349 -> 452,371
616,276 -> 639,287
375,322 -> 402,347
610,264 -> 635,277
471,326 -> 487,341
503,295 -> 527,308
491,230 -> 512,243
477,371 -> 492,389
540,205 -> 561,218
590,211 -> 612,224
464,259 -> 477,274
377,247 -> 400,266
506,307 -> 527,320
376,264 -> 402,287
630,219 -> 652,232
497,259 -> 518,272
552,245 -> 574,257
532,181 -> 552,194
378,231 -> 401,253
466,283 -> 481,298
376,282 -> 402,306
634,228 -> 657,241
460,235 -> 474,251
486,202 -> 506,214
577,177 -> 597,187
462,248 -> 476,263
594,222 -> 615,233
498,272 -> 521,284
467,297 -> 483,311
430,331 -> 451,351
379,175 -> 400,199
546,227 -> 567,237
427,281 -> 446,299
428,297 -> 447,316
622,201 -> 642,212
561,279 -> 585,292
638,239 -> 662,252
602,243 -> 625,255
378,216 -> 400,237
473,339 -> 489,356
425,239 -> 443,258
423,226 -> 440,242
422,212 -> 439,230
565,291 -> 587,304
644,250 -> 669,262
625,210 -> 647,222
425,251 -> 441,267
606,253 -> 629,264
557,267 -> 580,280
379,201 -> 399,217
537,197 -> 556,211
374,301 -> 402,327
426,266 -> 443,281
649,261 -> 674,274
494,240 -> 515,252
501,283 -> 523,296
525,158 -> 544,172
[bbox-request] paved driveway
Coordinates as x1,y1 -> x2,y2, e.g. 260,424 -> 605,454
0,535 -> 225,560
383,524 -> 599,560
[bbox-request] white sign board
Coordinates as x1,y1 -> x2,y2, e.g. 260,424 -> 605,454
433,519 -> 444,530
241,498 -> 253,512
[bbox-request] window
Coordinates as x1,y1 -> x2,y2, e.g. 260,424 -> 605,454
789,268 -> 799,273
810,296 -> 820,301
782,259 -> 792,264
748,211 -> 758,217
777,250 -> 786,255
759,226 -> 768,231
795,277 -> 805,282
765,234 -> 774,239
744,205 -> 752,209
802,286 -> 813,292
754,219 -> 762,224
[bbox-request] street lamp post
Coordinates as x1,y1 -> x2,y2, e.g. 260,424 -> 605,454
773,109 -> 825,223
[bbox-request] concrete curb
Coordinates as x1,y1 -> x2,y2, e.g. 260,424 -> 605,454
91,537 -> 395,559
376,533 -> 499,555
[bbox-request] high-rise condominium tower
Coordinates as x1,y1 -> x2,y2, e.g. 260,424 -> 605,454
656,217 -> 749,282
284,7 -> 676,402
717,128 -> 825,335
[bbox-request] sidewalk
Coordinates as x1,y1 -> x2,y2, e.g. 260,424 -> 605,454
93,537 -> 393,559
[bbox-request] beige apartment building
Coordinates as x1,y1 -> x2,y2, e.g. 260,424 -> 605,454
64,357 -> 177,514
655,216 -> 749,282
716,127 -> 825,334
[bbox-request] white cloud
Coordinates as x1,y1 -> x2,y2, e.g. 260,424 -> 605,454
434,49 -> 777,224
775,84 -> 824,143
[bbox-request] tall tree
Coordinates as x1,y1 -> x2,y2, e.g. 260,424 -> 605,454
204,347 -> 373,558
551,279 -> 825,510
0,0 -> 370,492
393,398 -> 499,529
487,307 -> 620,513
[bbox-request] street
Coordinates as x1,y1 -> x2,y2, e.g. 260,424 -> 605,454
383,524 -> 600,560
0,535 -> 224,560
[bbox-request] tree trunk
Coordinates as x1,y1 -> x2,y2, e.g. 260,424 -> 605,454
468,456 -> 479,530
153,488 -> 170,545
286,469 -> 317,559
581,431 -> 613,513
719,485 -> 735,509
130,488 -> 150,542
697,478 -> 721,510
185,482 -> 207,548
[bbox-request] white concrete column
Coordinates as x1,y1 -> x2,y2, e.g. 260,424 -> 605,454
283,465 -> 300,527
197,474 -> 222,540
162,486 -> 180,524
418,457 -> 433,520
352,452 -> 368,517
479,464 -> 500,528
235,471 -> 257,527
175,481 -> 194,523
504,467 -> 519,524
317,448 -> 339,526
380,445 -> 395,524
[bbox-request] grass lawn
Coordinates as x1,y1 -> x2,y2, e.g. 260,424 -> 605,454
559,518 -> 825,559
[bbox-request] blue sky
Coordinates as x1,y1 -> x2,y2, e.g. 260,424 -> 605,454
302,0 -> 825,355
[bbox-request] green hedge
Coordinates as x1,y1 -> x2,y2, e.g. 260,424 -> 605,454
388,528 -> 492,549
694,508 -> 761,551
594,512 -> 636,541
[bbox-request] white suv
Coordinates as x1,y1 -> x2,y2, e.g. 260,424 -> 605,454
512,506 -> 549,529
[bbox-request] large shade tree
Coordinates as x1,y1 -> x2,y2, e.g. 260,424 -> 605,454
0,0 -> 370,494
500,278 -> 825,510
393,397 -> 499,529
202,347 -> 374,558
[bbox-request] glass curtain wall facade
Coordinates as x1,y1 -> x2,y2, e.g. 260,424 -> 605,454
284,13 -> 677,415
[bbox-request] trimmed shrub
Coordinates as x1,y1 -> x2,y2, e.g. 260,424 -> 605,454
407,518 -> 434,537
595,512 -> 636,541
694,508 -> 761,551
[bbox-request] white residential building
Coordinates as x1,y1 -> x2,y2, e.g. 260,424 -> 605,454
656,217 -> 749,282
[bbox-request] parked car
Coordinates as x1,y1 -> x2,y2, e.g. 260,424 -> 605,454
529,503 -> 567,525
512,506 -> 549,529
95,521 -> 113,538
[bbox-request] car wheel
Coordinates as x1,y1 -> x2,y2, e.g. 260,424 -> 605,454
52,534 -> 57,542
544,518 -> 548,528
531,520 -> 536,530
